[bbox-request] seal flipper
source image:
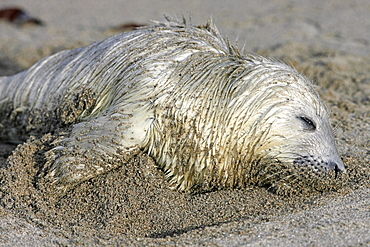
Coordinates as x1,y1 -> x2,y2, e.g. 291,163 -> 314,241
38,112 -> 145,196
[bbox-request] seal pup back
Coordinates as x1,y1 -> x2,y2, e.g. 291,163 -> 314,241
0,18 -> 344,194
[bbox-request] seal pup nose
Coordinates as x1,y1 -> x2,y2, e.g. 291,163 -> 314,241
328,161 -> 345,178
329,159 -> 345,171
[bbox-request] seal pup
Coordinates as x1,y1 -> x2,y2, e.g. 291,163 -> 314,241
0,18 -> 345,194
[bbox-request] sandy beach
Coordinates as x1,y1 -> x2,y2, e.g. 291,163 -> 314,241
0,0 -> 369,246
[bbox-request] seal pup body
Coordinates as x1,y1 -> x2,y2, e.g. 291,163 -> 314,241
0,19 -> 344,194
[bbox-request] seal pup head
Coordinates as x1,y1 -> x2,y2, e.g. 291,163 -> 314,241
239,57 -> 345,194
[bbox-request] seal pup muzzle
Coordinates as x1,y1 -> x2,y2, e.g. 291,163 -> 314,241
0,18 -> 345,194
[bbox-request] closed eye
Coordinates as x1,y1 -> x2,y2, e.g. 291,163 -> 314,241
297,116 -> 316,131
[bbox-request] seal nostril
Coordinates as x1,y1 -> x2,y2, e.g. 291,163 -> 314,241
335,165 -> 341,173
328,161 -> 344,178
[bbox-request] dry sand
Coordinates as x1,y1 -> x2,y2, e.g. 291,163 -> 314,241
0,0 -> 369,246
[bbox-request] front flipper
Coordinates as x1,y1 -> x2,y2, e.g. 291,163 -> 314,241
38,112 -> 149,196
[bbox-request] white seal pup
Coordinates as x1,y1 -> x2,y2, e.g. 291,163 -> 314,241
0,19 -> 345,194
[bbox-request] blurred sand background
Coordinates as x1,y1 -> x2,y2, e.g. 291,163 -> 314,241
0,0 -> 369,246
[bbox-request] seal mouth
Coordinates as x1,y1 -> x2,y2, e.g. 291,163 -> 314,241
293,155 -> 345,178
252,156 -> 347,196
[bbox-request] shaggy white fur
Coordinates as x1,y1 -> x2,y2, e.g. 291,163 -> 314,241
0,19 -> 344,193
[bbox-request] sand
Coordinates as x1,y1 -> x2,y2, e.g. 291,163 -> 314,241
0,0 -> 369,246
